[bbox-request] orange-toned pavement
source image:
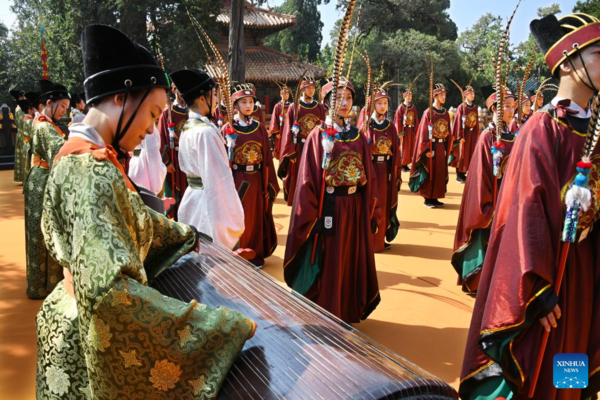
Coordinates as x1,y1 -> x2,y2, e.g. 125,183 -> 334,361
0,167 -> 472,398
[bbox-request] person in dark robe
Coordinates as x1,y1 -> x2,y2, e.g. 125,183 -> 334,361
361,87 -> 401,252
393,88 -> 420,172
409,83 -> 451,208
459,13 -> 600,399
157,82 -> 189,219
221,85 -> 279,266
449,85 -> 480,183
269,83 -> 291,160
278,76 -> 326,205
451,85 -> 516,293
283,78 -> 381,323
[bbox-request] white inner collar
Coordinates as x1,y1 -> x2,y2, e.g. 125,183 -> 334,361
68,123 -> 105,147
551,97 -> 591,118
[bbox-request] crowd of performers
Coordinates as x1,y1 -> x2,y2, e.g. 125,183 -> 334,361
6,5 -> 600,399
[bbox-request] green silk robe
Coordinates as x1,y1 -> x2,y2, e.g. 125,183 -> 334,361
37,142 -> 256,398
24,116 -> 65,299
13,106 -> 25,182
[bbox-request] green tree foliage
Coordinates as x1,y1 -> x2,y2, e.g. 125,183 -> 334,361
573,0 -> 600,19
338,0 -> 458,41
264,0 -> 325,62
1,0 -> 219,104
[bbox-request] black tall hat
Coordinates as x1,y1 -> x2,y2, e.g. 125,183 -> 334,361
9,89 -> 24,101
25,91 -> 41,107
530,13 -> 600,75
170,69 -> 216,105
81,24 -> 169,104
17,99 -> 30,111
39,79 -> 70,103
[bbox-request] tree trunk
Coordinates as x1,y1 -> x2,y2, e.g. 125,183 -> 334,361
229,0 -> 245,85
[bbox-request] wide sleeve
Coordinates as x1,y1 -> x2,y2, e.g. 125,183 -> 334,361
42,157 -> 256,398
38,123 -> 65,168
157,108 -> 171,165
393,106 -> 404,135
128,126 -> 167,195
269,103 -> 282,135
200,127 -> 245,249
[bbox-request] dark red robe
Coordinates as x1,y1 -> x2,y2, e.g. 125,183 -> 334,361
508,113 -> 532,134
365,117 -> 401,252
393,103 -> 420,166
449,102 -> 480,173
221,119 -> 279,266
158,104 -> 189,219
283,124 -> 381,323
268,101 -> 291,160
278,100 -> 326,205
451,124 -> 516,293
252,104 -> 265,126
459,106 -> 600,399
408,107 -> 451,199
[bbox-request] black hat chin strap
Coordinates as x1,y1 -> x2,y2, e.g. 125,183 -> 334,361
113,88 -> 151,159
568,49 -> 598,92
50,102 -> 59,123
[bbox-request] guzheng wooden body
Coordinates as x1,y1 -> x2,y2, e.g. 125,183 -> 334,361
152,237 -> 459,399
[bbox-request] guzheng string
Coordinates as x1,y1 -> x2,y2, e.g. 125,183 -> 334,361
168,237 -> 434,393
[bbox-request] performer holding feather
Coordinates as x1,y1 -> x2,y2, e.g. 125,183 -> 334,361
283,0 -> 381,323
221,84 -> 280,266
269,82 -> 292,160
409,57 -> 452,209
460,11 -> 600,399
448,79 -> 480,183
278,74 -> 326,205
393,76 -> 421,172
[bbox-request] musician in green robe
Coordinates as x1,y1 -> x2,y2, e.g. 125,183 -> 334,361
36,24 -> 256,398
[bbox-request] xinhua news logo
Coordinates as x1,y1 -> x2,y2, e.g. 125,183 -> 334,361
553,353 -> 588,389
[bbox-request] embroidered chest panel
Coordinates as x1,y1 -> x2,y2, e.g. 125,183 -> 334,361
234,141 -> 263,165
465,111 -> 478,129
299,113 -> 321,138
373,136 -> 393,156
433,118 -> 450,139
326,150 -> 367,187
404,110 -> 416,127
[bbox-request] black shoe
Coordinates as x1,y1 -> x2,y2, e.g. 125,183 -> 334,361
433,199 -> 445,207
384,242 -> 392,250
456,176 -> 466,184
424,199 -> 436,208
402,165 -> 410,172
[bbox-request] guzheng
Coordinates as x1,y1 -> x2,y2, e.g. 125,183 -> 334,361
152,236 -> 459,399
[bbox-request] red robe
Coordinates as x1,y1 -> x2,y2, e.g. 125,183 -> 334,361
408,107 -> 451,199
459,106 -> 600,399
366,117 -> 401,252
213,104 -> 229,127
221,119 -> 279,266
283,124 -> 381,323
449,102 -> 480,173
158,104 -> 188,219
268,101 -> 291,160
393,103 -> 420,166
451,124 -> 516,293
278,100 -> 326,205
252,104 -> 265,126
508,113 -> 532,134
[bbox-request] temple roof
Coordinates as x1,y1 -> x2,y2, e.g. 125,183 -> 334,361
217,1 -> 296,30
213,45 -> 326,83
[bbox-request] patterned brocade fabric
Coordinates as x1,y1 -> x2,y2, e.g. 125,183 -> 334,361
37,154 -> 256,398
326,150 -> 368,187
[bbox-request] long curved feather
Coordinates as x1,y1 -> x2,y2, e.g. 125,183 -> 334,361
495,0 -> 521,138
329,0 -> 357,123
517,50 -> 537,121
188,10 -> 234,124
293,69 -> 308,123
407,74 -> 422,94
583,94 -> 600,159
450,79 -> 464,103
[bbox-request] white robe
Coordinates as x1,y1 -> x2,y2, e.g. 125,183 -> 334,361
177,112 -> 244,250
128,125 -> 167,195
